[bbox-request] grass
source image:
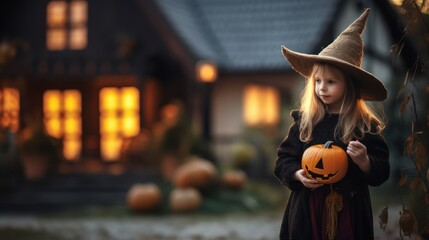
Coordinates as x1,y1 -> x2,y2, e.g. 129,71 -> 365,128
37,180 -> 288,219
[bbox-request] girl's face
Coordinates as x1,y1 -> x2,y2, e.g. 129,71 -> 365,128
313,64 -> 346,113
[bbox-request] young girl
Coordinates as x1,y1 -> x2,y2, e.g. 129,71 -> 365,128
274,9 -> 389,240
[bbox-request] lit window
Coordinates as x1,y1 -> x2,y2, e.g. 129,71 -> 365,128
47,29 -> 67,50
69,1 -> 87,49
0,88 -> 20,132
100,87 -> 140,161
43,90 -> 82,161
243,85 -> 279,126
47,1 -> 67,27
46,0 -> 88,50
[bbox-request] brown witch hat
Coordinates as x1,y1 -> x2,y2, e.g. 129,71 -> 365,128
281,8 -> 387,101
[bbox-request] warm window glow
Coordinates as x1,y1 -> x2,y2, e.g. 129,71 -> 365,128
47,29 -> 67,50
99,87 -> 140,161
197,61 -> 217,83
243,85 -> 279,125
70,1 -> 87,25
69,27 -> 87,49
0,88 -> 20,132
46,0 -> 88,50
47,1 -> 67,27
43,90 -> 82,161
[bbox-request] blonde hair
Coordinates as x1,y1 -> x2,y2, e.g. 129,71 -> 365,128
299,63 -> 385,143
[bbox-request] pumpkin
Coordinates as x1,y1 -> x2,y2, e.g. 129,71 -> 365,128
127,183 -> 162,211
301,141 -> 348,184
169,188 -> 202,212
221,170 -> 247,189
173,157 -> 217,189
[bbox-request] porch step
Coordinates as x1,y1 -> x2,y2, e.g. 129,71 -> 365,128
0,172 -> 162,213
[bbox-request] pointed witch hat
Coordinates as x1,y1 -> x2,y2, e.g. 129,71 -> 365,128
281,8 -> 387,101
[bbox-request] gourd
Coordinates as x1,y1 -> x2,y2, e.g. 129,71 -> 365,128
127,183 -> 162,211
301,141 -> 348,184
169,188 -> 202,212
173,157 -> 217,189
221,170 -> 247,189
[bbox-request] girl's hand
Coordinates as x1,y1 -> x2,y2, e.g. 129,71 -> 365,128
347,140 -> 371,173
293,169 -> 323,189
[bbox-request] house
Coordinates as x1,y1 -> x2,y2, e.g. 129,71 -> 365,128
0,0 -> 414,181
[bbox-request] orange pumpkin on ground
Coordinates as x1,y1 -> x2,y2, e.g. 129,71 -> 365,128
221,170 -> 247,189
169,188 -> 202,212
127,183 -> 162,211
301,141 -> 348,184
173,157 -> 217,189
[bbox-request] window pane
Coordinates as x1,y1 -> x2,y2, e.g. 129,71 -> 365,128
44,90 -> 62,113
243,85 -> 279,125
64,90 -> 81,113
45,118 -> 62,138
64,117 -> 81,135
63,138 -> 81,161
70,1 -> 87,25
122,113 -> 139,137
121,87 -> 139,111
69,27 -> 87,50
47,29 -> 67,50
263,88 -> 279,125
100,88 -> 119,112
100,115 -> 119,134
243,85 -> 261,125
47,1 -> 67,27
101,136 -> 122,161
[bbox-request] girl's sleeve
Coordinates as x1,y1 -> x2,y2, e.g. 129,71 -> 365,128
274,120 -> 304,191
363,133 -> 390,186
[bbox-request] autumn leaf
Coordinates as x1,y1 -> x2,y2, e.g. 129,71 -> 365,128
409,177 -> 421,190
399,206 -> 416,239
400,93 -> 412,114
379,206 -> 388,231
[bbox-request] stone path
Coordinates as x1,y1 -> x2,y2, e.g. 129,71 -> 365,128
0,205 -> 407,240
0,213 -> 282,240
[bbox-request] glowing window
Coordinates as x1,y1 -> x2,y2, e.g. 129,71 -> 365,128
99,87 -> 140,161
243,85 -> 279,126
43,90 -> 82,161
0,88 -> 20,132
46,0 -> 87,50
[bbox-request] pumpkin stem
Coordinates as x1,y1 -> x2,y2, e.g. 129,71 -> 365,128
324,141 -> 334,149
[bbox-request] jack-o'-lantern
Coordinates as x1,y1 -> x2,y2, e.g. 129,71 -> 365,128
301,141 -> 348,184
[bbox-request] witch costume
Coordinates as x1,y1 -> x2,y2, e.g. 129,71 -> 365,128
274,9 -> 390,240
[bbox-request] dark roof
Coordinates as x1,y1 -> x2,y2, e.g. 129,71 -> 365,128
154,0 -> 342,72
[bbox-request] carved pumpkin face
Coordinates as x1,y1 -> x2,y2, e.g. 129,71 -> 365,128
301,141 -> 348,184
